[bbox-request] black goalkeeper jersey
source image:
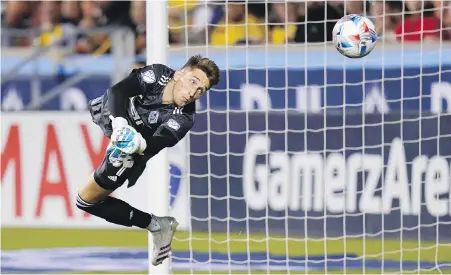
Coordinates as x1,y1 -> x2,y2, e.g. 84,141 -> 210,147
88,63 -> 195,157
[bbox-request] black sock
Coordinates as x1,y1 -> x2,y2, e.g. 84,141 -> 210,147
76,195 -> 152,229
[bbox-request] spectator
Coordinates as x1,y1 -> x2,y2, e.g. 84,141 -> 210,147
344,0 -> 366,16
74,0 -> 108,53
370,1 -> 402,41
209,1 -> 265,46
432,0 -> 451,40
395,0 -> 441,42
4,0 -> 448,49
4,1 -> 30,28
4,1 -> 39,27
74,1 -> 130,54
167,0 -> 199,44
3,1 -> 39,46
269,2 -> 298,44
58,1 -> 82,46
37,1 -> 62,46
123,0 -> 146,54
61,0 -> 81,26
294,2 -> 343,43
189,0 -> 217,45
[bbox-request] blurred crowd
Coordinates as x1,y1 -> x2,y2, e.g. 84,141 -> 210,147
2,0 -> 451,54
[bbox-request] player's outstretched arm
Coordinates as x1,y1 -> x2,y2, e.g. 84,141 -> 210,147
107,69 -> 146,118
108,65 -> 162,118
143,114 -> 194,156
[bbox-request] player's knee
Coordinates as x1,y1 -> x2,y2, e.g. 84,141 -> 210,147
76,175 -> 112,212
75,192 -> 98,212
79,175 -> 113,202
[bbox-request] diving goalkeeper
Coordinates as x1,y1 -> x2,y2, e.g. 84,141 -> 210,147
76,55 -> 220,266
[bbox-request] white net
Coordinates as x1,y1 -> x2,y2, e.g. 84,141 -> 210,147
167,0 -> 451,274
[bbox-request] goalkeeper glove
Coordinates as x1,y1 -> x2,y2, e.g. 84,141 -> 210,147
109,115 -> 147,154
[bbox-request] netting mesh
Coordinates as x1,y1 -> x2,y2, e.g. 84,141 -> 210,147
168,1 -> 451,274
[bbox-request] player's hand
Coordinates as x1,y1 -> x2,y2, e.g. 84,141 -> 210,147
110,115 -> 128,145
114,126 -> 147,154
109,116 -> 147,154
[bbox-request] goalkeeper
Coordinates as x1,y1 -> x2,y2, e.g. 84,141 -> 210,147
76,55 -> 220,266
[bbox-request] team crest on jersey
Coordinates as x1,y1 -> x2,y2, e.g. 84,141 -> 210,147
148,110 -> 159,124
141,70 -> 156,83
167,119 -> 180,131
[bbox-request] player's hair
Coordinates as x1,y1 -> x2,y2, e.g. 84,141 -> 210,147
183,55 -> 220,89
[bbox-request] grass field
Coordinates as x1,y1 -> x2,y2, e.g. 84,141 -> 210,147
2,228 -> 451,274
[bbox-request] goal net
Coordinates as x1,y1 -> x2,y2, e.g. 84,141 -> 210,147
165,0 -> 451,274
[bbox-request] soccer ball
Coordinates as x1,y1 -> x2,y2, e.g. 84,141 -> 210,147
332,14 -> 377,58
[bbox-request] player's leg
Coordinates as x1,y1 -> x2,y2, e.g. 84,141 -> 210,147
77,174 -> 156,229
76,146 -> 178,265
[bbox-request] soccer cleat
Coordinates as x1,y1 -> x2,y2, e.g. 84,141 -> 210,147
149,215 -> 179,266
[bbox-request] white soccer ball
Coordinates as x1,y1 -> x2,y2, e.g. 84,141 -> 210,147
332,14 -> 377,58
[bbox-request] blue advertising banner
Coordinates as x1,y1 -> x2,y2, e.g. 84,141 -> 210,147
2,46 -> 451,112
1,76 -> 109,111
208,65 -> 451,112
2,66 -> 450,113
188,112 -> 451,240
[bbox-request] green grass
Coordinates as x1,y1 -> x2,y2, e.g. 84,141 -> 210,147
2,228 -> 451,274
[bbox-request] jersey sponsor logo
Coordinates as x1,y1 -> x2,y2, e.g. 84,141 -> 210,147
167,119 -> 181,131
141,70 -> 156,83
129,98 -> 144,125
173,107 -> 184,114
148,110 -> 159,124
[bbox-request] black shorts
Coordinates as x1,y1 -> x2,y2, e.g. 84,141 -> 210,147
93,147 -> 152,190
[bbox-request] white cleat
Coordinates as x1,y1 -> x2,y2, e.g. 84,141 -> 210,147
149,216 -> 179,266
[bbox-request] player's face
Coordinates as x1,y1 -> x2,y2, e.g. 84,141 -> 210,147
173,68 -> 210,106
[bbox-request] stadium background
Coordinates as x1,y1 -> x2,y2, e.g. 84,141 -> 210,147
2,0 -> 451,274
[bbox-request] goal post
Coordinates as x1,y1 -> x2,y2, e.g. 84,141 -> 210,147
146,1 -> 170,274
163,0 -> 451,274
